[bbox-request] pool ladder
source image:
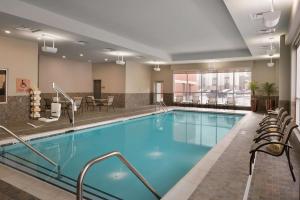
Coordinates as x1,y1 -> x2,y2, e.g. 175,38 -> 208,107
156,101 -> 168,112
77,151 -> 161,200
0,125 -> 61,178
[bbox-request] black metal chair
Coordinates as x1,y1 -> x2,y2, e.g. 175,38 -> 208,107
249,121 -> 298,181
253,115 -> 292,143
256,111 -> 289,133
259,107 -> 285,126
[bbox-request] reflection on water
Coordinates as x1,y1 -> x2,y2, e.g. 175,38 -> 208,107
173,111 -> 242,147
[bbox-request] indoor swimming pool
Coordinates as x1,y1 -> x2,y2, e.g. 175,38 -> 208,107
0,110 -> 243,200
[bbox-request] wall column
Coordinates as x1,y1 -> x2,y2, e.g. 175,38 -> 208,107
279,34 -> 291,111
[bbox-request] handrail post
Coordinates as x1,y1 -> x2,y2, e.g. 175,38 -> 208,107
0,126 -> 60,178
52,82 -> 75,127
77,151 -> 161,200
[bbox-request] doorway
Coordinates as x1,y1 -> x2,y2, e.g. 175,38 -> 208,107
154,81 -> 163,103
93,80 -> 101,99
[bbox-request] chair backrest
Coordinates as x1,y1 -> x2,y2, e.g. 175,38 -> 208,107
227,96 -> 234,105
280,115 -> 292,133
107,96 -> 114,105
276,107 -> 285,118
208,96 -> 216,104
85,96 -> 96,105
176,96 -> 183,103
281,121 -> 298,146
277,111 -> 288,125
74,97 -> 83,107
192,96 -> 199,103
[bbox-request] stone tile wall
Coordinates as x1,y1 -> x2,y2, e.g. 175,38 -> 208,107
125,93 -> 152,109
0,96 -> 30,124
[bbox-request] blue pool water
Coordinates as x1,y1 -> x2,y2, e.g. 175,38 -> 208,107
0,111 -> 243,200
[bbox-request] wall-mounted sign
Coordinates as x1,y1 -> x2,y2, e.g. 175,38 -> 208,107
0,69 -> 7,103
16,78 -> 31,93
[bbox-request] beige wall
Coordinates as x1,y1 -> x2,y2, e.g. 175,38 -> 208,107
125,61 -> 152,93
39,55 -> 93,93
252,60 -> 279,95
92,62 -> 125,93
151,65 -> 173,93
0,36 -> 38,96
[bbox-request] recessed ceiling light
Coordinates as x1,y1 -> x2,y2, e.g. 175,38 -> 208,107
62,55 -> 66,59
80,53 -> 84,57
102,48 -> 114,52
4,30 -> 11,34
76,41 -> 88,46
104,58 -> 109,62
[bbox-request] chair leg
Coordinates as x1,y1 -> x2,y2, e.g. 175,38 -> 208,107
285,148 -> 296,182
249,153 -> 254,175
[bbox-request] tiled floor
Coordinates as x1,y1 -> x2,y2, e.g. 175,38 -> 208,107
0,108 -> 299,200
0,105 -> 157,140
189,113 -> 300,200
0,179 -> 39,200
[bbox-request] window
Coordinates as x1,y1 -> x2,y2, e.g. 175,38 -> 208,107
234,72 -> 251,107
153,81 -> 163,103
296,46 -> 300,125
173,71 -> 251,107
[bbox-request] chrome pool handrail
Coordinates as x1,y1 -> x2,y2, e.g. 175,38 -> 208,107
76,151 -> 161,200
0,125 -> 60,177
52,82 -> 75,127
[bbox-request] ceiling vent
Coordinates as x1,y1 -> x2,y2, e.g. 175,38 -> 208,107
15,26 -> 40,33
258,28 -> 275,34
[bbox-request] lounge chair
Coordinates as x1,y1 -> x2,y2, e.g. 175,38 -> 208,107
73,97 -> 83,113
175,96 -> 183,105
192,96 -> 200,104
207,96 -> 216,105
256,111 -> 288,133
249,121 -> 298,181
226,96 -> 234,105
253,115 -> 292,143
259,107 -> 285,126
85,96 -> 101,111
101,96 -> 115,112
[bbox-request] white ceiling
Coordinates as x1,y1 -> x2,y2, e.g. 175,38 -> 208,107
0,0 -> 294,64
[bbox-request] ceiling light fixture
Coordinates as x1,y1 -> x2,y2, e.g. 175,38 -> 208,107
116,55 -> 126,65
41,38 -> 58,54
104,58 -> 109,62
62,55 -> 66,59
263,0 -> 281,28
80,53 -> 84,57
153,64 -> 161,72
4,30 -> 11,34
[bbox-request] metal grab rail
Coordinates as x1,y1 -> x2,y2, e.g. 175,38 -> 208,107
156,101 -> 168,112
0,125 -> 60,177
52,82 -> 75,127
76,151 -> 161,200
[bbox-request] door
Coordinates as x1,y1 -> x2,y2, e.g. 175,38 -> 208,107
94,80 -> 101,99
154,81 -> 163,103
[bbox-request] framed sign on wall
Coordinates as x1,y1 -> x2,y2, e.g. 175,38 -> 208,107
0,68 -> 7,104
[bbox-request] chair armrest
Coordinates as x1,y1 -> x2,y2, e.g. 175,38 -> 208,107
250,141 -> 292,153
254,133 -> 283,143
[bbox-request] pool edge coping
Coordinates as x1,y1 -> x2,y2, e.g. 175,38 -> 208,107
0,107 -> 250,200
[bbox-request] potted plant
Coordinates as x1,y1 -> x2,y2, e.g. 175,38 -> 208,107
261,82 -> 276,111
248,81 -> 259,112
